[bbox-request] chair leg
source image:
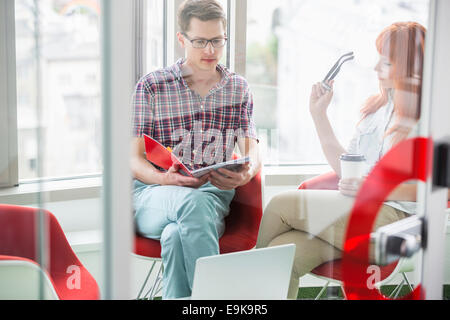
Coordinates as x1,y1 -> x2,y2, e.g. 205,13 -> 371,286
402,272 -> 414,292
315,281 -> 330,300
136,261 -> 157,300
389,279 -> 405,299
153,281 -> 163,297
152,264 -> 164,298
340,286 -> 347,300
144,263 -> 163,300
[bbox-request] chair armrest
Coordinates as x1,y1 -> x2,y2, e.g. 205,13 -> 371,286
232,171 -> 262,209
299,174 -> 450,208
298,171 -> 339,190
220,171 -> 263,253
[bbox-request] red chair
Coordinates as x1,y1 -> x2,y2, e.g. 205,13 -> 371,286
134,171 -> 263,299
298,172 -> 419,299
0,204 -> 100,300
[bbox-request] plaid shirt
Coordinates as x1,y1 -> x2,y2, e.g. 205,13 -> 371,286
132,59 -> 257,171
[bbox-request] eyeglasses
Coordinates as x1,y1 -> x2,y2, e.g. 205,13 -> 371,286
182,33 -> 228,49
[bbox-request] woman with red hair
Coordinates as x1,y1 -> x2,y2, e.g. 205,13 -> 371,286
256,22 -> 436,299
312,21 -> 426,177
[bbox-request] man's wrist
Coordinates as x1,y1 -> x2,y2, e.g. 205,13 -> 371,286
239,167 -> 256,187
156,171 -> 168,185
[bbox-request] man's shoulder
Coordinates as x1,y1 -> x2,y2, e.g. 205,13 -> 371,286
230,73 -> 249,87
138,66 -> 178,88
221,68 -> 250,92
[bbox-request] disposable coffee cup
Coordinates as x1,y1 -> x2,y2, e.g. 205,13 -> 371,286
339,154 -> 366,179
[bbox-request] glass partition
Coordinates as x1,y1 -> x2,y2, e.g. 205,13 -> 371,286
249,0 -> 435,300
2,0 -> 448,303
1,0 -> 103,300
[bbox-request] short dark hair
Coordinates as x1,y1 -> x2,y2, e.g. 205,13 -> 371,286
177,0 -> 227,34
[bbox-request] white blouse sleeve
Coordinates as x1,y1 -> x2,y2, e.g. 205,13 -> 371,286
347,130 -> 359,154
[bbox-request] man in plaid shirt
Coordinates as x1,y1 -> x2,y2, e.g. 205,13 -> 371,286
131,0 -> 261,299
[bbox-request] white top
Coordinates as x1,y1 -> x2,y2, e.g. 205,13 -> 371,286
347,94 -> 418,215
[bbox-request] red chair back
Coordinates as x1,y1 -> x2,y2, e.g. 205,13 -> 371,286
298,171 -> 340,190
0,204 -> 100,300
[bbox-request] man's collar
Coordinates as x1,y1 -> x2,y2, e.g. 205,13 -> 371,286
171,58 -> 232,84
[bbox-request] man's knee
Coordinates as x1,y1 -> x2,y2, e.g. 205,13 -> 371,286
160,223 -> 182,247
181,190 -> 216,220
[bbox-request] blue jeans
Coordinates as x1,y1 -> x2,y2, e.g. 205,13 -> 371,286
133,180 -> 235,299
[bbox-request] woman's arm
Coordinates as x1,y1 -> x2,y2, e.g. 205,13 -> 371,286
386,183 -> 417,202
339,179 -> 417,200
341,180 -> 450,203
310,81 -> 347,176
386,185 -> 450,202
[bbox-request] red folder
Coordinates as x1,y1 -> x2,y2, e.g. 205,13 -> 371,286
143,134 -> 193,176
144,134 -> 250,178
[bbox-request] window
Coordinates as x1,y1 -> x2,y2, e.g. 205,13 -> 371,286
15,0 -> 102,180
9,0 -> 430,182
246,0 -> 430,164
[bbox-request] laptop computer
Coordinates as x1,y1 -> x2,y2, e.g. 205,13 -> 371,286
190,244 -> 296,300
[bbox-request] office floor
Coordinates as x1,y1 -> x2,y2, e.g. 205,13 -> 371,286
148,285 -> 450,300
296,285 -> 450,300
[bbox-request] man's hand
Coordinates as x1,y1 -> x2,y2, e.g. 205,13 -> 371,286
208,163 -> 252,190
338,177 -> 364,197
162,164 -> 209,188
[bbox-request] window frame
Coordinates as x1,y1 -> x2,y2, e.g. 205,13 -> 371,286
0,0 -> 18,188
0,0 -> 19,187
227,0 -> 247,76
135,0 -> 146,82
166,0 -> 184,65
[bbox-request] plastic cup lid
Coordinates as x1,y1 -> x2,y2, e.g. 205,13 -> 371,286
339,154 -> 366,162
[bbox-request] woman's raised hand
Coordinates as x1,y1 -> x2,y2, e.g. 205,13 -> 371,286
309,80 -> 334,117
